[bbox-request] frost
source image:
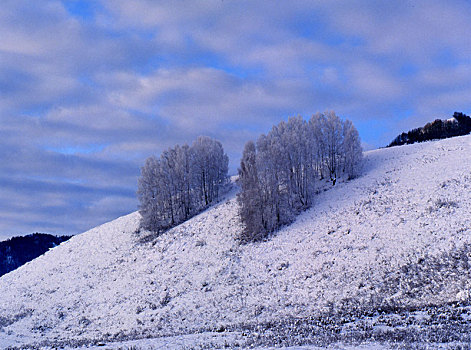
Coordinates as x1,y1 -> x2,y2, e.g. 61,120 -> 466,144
2,135 -> 471,348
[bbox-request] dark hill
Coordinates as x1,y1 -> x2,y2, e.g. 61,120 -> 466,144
388,112 -> 471,147
0,233 -> 71,277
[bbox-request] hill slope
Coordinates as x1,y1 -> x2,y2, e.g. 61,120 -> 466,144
2,135 -> 471,348
0,233 -> 71,277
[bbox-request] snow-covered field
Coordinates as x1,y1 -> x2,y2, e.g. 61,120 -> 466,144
2,135 -> 471,349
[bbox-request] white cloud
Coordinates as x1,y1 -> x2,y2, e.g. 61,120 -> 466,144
327,1 -> 471,61
417,64 -> 471,88
349,63 -> 404,100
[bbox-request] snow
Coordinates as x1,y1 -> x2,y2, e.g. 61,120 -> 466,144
63,338 -> 393,350
2,135 -> 471,349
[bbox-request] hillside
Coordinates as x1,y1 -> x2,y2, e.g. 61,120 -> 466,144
2,135 -> 471,349
0,234 -> 71,277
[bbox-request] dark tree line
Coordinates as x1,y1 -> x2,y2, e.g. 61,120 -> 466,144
137,136 -> 229,233
388,112 -> 471,147
0,233 -> 71,277
237,112 -> 363,243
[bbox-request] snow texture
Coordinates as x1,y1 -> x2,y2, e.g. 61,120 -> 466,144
2,135 -> 471,349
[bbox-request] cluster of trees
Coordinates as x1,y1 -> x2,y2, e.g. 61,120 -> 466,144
138,136 -> 229,232
388,112 -> 471,147
0,233 -> 71,277
237,112 -> 363,243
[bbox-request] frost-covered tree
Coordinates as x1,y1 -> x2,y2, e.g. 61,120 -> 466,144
192,136 -> 229,207
238,117 -> 313,240
137,156 -> 163,232
308,112 -> 328,179
238,112 -> 362,243
342,119 -> 363,179
138,136 -> 229,233
308,111 -> 362,183
237,141 -> 265,242
323,111 -> 343,185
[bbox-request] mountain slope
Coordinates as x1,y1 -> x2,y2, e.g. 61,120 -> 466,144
2,135 -> 471,349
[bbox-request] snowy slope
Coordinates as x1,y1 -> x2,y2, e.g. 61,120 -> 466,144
2,135 -> 471,349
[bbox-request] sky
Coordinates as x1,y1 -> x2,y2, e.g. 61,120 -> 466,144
2,0 -> 471,240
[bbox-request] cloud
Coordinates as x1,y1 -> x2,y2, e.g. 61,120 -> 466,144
0,174 -> 136,236
416,64 -> 471,89
2,0 -> 471,239
348,63 -> 404,100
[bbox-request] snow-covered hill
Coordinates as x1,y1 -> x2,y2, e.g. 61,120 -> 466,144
2,135 -> 471,349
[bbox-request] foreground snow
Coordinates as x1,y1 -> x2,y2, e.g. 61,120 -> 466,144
2,135 -> 471,349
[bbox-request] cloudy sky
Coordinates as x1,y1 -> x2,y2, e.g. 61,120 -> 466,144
2,0 -> 471,240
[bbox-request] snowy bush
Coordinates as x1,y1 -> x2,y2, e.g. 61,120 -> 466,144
137,136 -> 229,233
237,112 -> 363,242
427,198 -> 459,213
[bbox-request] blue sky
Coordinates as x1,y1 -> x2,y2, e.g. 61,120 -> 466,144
2,0 -> 471,240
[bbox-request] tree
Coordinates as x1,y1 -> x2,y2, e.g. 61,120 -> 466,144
137,156 -> 163,232
342,119 -> 363,179
192,136 -> 229,207
237,112 -> 363,243
323,111 -> 343,185
137,136 -> 229,233
237,141 -> 264,242
387,112 -> 471,147
308,112 -> 328,179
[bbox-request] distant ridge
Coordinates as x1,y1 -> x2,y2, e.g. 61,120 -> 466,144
388,111 -> 471,147
0,233 -> 71,277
